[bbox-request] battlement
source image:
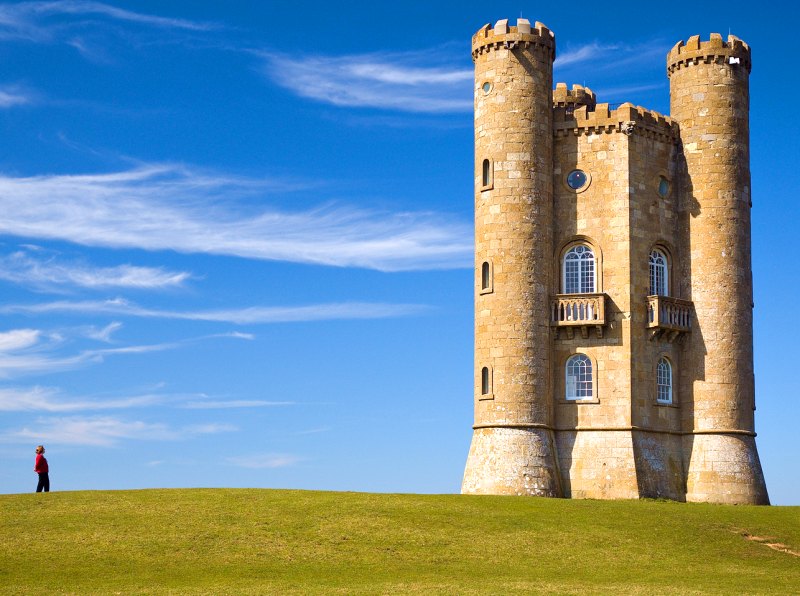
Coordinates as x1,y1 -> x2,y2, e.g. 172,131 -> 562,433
667,33 -> 751,75
472,18 -> 555,62
553,83 -> 596,110
554,101 -> 677,142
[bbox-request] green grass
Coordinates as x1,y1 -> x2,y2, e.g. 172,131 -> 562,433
1,489 -> 798,594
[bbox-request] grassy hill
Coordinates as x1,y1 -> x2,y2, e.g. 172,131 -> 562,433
1,489 -> 798,594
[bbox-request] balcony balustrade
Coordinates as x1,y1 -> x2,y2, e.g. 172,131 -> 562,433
647,295 -> 692,342
551,293 -> 606,339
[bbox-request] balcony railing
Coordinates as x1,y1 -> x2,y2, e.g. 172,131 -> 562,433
647,295 -> 692,341
551,293 -> 606,339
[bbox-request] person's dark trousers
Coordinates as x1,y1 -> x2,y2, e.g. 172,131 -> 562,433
36,472 -> 49,493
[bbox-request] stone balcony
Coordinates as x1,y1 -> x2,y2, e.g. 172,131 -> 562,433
647,295 -> 692,342
551,293 -> 606,339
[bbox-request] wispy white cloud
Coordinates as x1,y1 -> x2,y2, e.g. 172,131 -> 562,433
555,42 -> 621,68
0,328 -> 41,352
0,250 -> 191,291
0,325 -> 252,378
85,321 -> 123,342
553,39 -> 669,105
0,329 -> 77,377
0,298 -> 429,324
187,423 -> 235,435
1,415 -> 235,446
599,43 -> 669,72
0,338 -> 170,378
0,385 -> 160,412
183,399 -> 294,409
0,87 -> 33,108
262,39 -> 668,114
0,383 -> 263,413
225,453 -> 302,469
0,1 -> 214,44
260,49 -> 472,113
0,164 -> 472,271
555,39 -> 666,72
226,331 -> 255,340
295,427 -> 331,435
36,1 -> 213,31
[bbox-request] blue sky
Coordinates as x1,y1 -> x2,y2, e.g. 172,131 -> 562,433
0,0 -> 797,505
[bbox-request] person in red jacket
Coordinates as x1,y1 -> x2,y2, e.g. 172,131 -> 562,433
34,445 -> 49,493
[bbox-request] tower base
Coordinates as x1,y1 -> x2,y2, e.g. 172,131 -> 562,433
684,433 -> 769,505
555,430 -> 642,500
462,427 -> 561,496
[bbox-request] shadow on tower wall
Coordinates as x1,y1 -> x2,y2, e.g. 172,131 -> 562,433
675,138 -> 702,497
631,131 -> 697,501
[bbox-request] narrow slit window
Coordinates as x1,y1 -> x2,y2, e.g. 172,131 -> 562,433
481,367 -> 490,395
482,159 -> 491,187
481,261 -> 491,291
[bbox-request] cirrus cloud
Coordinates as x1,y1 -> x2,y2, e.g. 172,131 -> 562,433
225,453 -> 302,469
0,298 -> 429,325
0,87 -> 34,108
259,48 -> 473,113
0,249 -> 191,291
0,164 -> 472,271
0,1 -> 215,44
0,325 -> 252,379
2,415 -> 235,446
0,385 -> 160,412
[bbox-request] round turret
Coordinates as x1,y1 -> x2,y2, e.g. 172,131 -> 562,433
668,34 -> 768,505
462,18 -> 561,497
667,33 -> 750,76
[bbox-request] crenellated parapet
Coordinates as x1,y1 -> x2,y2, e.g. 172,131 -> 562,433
553,83 -> 596,110
472,18 -> 555,62
553,102 -> 678,142
667,33 -> 751,76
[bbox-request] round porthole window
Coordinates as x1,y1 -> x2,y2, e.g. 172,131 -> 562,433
482,81 -> 492,94
566,169 -> 588,191
658,176 -> 670,198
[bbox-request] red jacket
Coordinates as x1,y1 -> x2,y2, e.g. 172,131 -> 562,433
34,454 -> 48,474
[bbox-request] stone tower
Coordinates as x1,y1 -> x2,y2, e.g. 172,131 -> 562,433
668,36 -> 769,504
462,19 -> 561,496
462,19 -> 769,505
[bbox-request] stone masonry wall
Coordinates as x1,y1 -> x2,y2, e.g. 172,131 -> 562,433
551,102 -> 682,499
625,108 -> 685,500
463,19 -> 561,496
668,35 -> 768,504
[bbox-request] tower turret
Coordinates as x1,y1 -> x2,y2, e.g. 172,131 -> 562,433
462,18 -> 561,496
552,83 -> 596,112
668,34 -> 769,504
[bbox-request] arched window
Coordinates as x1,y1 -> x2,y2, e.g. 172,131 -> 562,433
563,245 -> 596,293
481,159 -> 492,188
481,366 -> 490,396
649,249 -> 668,296
565,354 -> 593,400
481,261 -> 490,291
656,357 -> 673,404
